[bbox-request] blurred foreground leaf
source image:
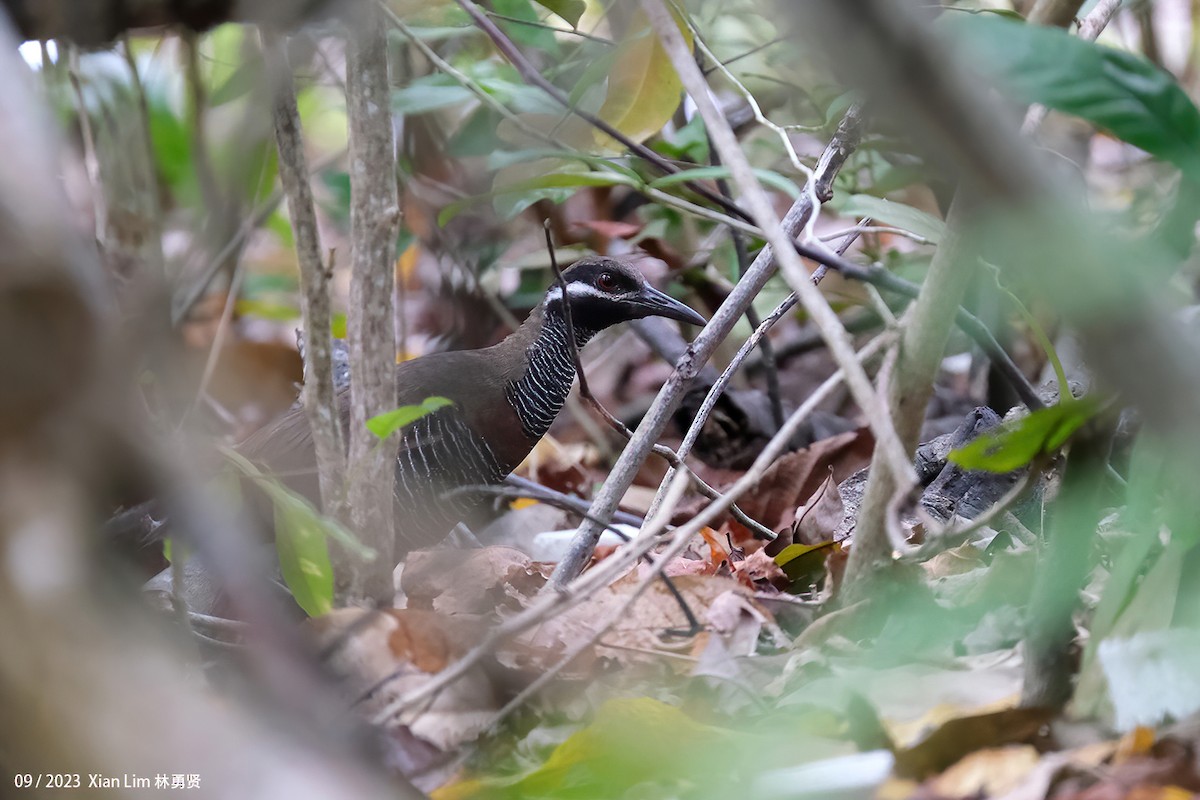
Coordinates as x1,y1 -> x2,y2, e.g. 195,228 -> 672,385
531,0 -> 586,27
952,15 -> 1200,181
839,194 -> 945,243
948,399 -> 1100,473
367,396 -> 454,440
648,165 -> 801,198
436,697 -> 731,799
222,450 -> 370,617
1100,629 -> 1200,731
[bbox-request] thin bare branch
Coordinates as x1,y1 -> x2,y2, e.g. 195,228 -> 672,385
550,103 -> 866,585
642,229 -> 866,526
266,32 -> 347,519
641,0 -> 917,493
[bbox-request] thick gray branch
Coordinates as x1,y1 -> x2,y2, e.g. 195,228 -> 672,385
344,7 -> 399,605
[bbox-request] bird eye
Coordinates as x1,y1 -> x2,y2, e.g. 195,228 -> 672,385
596,272 -> 618,293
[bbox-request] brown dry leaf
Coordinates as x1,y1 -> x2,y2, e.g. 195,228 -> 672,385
894,707 -> 1053,779
402,547 -> 552,617
698,527 -> 732,570
733,428 -> 872,536
308,608 -> 498,752
516,435 -> 597,496
923,542 -> 989,581
976,738 -> 1122,800
732,547 -> 788,589
692,590 -> 767,681
928,744 -> 1042,798
519,572 -> 771,669
660,556 -> 714,577
793,474 -> 846,545
1057,737 -> 1200,799
1114,726 -> 1159,763
766,474 -> 846,558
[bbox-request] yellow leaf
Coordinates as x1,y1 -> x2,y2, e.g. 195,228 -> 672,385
396,240 -> 420,289
593,9 -> 691,152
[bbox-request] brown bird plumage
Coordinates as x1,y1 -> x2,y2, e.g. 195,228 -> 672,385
240,256 -> 706,557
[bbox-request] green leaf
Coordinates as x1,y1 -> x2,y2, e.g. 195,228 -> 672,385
942,6 -> 1025,21
531,0 -> 586,27
210,59 -> 260,106
146,96 -> 194,199
392,78 -> 476,115
439,168 -> 640,225
593,9 -> 691,151
568,47 -> 620,109
272,490 -> 335,617
366,396 -> 454,440
774,541 -> 837,584
484,149 -> 640,180
839,195 -> 945,243
493,0 -> 560,53
949,15 -> 1200,181
235,298 -> 300,322
495,170 -> 640,220
948,400 -> 1100,473
648,165 -> 801,199
221,449 -> 371,617
162,537 -> 189,564
331,312 -> 347,339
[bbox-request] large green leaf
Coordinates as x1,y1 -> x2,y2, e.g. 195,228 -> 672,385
948,399 -> 1100,473
592,9 -> 691,151
950,15 -> 1200,181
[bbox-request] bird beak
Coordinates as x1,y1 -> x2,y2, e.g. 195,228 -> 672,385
631,285 -> 707,326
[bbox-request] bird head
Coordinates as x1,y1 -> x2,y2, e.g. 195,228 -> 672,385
544,256 -> 706,333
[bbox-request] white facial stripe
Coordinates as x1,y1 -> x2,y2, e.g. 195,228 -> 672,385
545,282 -> 616,305
566,283 -> 608,299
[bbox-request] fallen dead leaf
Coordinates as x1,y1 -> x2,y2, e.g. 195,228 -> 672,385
929,744 -> 1042,798
402,547 -> 552,617
792,473 -> 846,546
691,590 -> 768,681
519,571 -> 774,669
733,547 -> 788,589
894,707 -> 1053,779
732,428 -> 872,537
308,608 -> 499,752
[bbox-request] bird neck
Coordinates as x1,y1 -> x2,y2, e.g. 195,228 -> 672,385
505,303 -> 597,440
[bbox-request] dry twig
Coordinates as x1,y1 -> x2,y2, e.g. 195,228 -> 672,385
266,32 -> 348,518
